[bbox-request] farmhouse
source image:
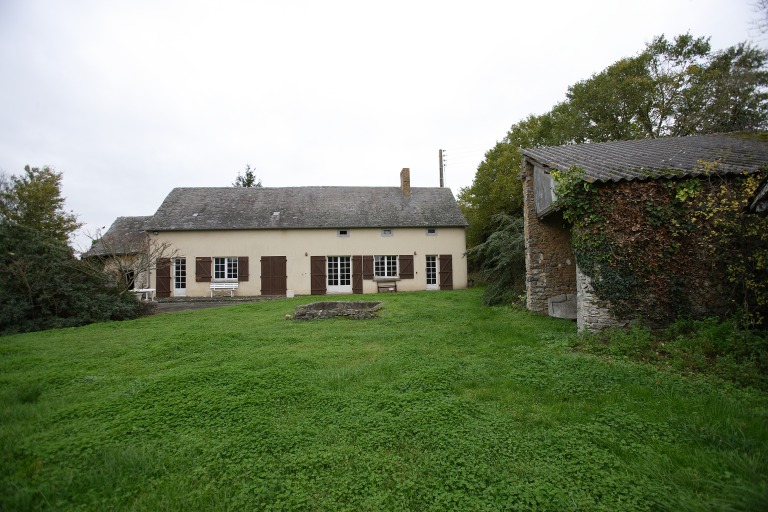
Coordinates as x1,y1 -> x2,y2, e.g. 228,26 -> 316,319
83,215 -> 152,291
101,169 -> 467,298
520,133 -> 768,331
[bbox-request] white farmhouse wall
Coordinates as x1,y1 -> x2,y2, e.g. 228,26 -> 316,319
149,227 -> 467,297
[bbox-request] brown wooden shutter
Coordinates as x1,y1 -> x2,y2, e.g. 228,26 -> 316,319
399,255 -> 414,279
352,255 -> 363,294
310,256 -> 327,295
261,256 -> 287,295
238,256 -> 249,282
156,258 -> 172,298
363,255 -> 374,280
439,254 -> 453,290
196,257 -> 212,282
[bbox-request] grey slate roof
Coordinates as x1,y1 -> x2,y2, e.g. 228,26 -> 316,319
144,187 -> 468,231
83,216 -> 151,257
522,134 -> 768,183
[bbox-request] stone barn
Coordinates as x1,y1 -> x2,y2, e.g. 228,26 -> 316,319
520,134 -> 768,331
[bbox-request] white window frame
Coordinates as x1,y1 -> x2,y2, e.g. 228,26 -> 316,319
426,228 -> 438,236
337,229 -> 350,237
426,255 -> 438,290
374,255 -> 398,279
174,257 -> 187,295
214,256 -> 238,281
327,255 -> 352,293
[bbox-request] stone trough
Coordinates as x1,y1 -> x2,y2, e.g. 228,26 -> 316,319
292,301 -> 383,320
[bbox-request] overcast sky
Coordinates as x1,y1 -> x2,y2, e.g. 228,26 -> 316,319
0,0 -> 761,251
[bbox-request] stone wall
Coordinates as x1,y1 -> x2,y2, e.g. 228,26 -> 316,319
521,162 -> 577,313
576,264 -> 627,332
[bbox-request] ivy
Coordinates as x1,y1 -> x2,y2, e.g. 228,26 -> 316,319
553,163 -> 768,327
551,167 -> 600,225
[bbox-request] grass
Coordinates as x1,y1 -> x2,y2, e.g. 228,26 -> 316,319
1,288 -> 767,511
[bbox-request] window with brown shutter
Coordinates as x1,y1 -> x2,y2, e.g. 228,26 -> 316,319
310,256 -> 327,295
363,255 -> 374,280
439,254 -> 453,290
238,256 -> 249,282
352,255 -> 363,294
398,255 -> 414,279
196,257 -> 212,282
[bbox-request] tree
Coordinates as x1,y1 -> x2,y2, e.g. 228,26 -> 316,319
752,0 -> 768,35
563,34 -> 768,141
0,166 -> 147,333
0,223 -> 147,334
695,42 -> 768,133
464,214 -> 526,305
459,110 -> 576,254
464,33 -> 768,305
0,166 -> 81,243
233,164 -> 262,187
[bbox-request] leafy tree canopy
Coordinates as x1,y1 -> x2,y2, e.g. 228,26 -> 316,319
0,166 -> 146,334
460,33 -> 768,302
0,165 -> 81,243
233,164 -> 262,187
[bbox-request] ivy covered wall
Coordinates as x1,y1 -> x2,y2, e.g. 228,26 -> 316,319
552,168 -> 768,329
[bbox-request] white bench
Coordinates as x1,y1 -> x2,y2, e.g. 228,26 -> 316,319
132,288 -> 156,301
210,282 -> 238,297
377,281 -> 398,293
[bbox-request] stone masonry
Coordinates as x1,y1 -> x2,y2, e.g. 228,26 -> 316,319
575,264 -> 627,332
521,162 -> 577,313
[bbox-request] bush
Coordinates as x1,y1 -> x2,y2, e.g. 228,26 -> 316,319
465,214 -> 526,306
574,317 -> 768,390
0,224 -> 148,335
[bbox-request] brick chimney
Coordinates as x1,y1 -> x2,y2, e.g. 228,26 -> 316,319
400,168 -> 411,198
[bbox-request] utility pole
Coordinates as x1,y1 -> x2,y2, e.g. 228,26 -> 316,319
439,149 -> 445,187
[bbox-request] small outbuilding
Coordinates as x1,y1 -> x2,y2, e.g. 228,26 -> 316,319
520,133 -> 768,331
82,215 -> 152,290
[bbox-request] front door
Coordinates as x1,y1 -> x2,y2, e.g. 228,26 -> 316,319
261,256 -> 287,295
327,256 -> 352,294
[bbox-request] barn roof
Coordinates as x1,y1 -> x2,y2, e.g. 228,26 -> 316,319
144,186 -> 468,231
522,133 -> 768,183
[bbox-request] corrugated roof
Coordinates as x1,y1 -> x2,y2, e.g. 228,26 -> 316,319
522,134 -> 768,183
144,186 -> 468,231
83,216 -> 151,257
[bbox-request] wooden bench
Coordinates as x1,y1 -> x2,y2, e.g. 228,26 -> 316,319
210,282 -> 239,297
377,281 -> 398,293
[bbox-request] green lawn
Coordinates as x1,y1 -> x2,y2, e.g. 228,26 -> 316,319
1,288 -> 766,511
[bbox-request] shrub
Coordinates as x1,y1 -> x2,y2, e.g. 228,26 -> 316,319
575,316 -> 768,390
0,223 -> 148,335
465,214 -> 526,306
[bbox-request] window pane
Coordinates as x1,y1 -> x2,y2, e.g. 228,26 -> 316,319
214,257 -> 237,280
328,256 -> 339,286
175,258 -> 186,288
340,256 -> 350,285
214,257 -> 225,279
426,255 -> 437,285
228,257 -> 238,279
374,255 -> 397,278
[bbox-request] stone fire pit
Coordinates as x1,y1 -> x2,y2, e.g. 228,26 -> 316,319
292,301 -> 382,320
